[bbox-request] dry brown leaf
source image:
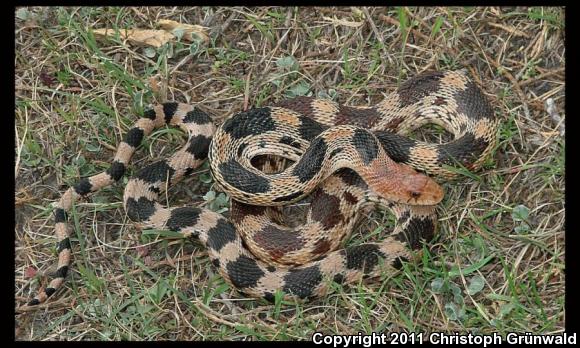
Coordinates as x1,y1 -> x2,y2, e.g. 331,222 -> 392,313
25,266 -> 37,279
149,76 -> 160,94
93,28 -> 175,48
157,19 -> 209,43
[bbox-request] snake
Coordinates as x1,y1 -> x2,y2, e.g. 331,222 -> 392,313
22,69 -> 498,306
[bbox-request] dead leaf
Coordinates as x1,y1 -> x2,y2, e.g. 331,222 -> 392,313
25,267 -> 37,278
39,70 -> 56,87
157,19 -> 209,44
149,76 -> 160,94
93,28 -> 175,48
136,245 -> 149,257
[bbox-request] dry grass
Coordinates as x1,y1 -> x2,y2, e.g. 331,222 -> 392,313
15,6 -> 565,340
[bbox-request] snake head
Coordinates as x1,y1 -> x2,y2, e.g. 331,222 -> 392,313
364,161 -> 444,206
398,170 -> 444,205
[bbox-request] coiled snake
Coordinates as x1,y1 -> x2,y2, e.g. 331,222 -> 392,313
22,70 -> 498,306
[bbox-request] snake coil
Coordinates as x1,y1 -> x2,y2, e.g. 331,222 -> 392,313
23,70 -> 497,306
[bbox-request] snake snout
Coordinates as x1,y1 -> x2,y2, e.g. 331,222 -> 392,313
403,173 -> 444,205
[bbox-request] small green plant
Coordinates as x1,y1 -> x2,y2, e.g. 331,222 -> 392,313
431,274 -> 486,322
511,204 -> 531,234
203,190 -> 229,213
285,81 -> 311,98
147,280 -> 171,305
22,134 -> 43,167
276,55 -> 298,71
271,55 -> 312,98
431,278 -> 466,321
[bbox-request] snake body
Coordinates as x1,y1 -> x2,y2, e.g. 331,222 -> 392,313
24,70 -> 497,306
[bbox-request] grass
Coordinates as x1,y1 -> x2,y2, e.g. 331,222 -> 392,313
15,6 -> 565,340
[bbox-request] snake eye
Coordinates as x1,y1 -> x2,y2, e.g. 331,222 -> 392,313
410,191 -> 421,199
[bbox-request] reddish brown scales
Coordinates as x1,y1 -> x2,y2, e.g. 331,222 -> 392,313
433,96 -> 447,106
253,225 -> 305,261
311,238 -> 332,255
342,191 -> 359,205
230,202 -> 268,224
334,105 -> 381,128
383,117 -> 405,131
309,190 -> 346,230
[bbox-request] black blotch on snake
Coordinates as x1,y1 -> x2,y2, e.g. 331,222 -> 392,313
292,137 -> 327,183
57,238 -> 71,253
222,108 -> 277,140
394,216 -> 435,249
125,197 -> 158,222
184,109 -> 212,125
226,255 -> 265,289
344,244 -> 385,274
143,109 -> 156,120
352,129 -> 379,165
166,207 -> 202,232
279,136 -> 302,149
106,161 -> 126,181
335,105 -> 381,128
309,190 -> 344,230
163,102 -> 179,123
298,116 -> 326,141
74,178 -> 92,196
55,265 -> 69,278
124,127 -> 145,148
438,133 -> 490,166
254,225 -> 304,258
397,71 -> 445,108
455,80 -> 494,120
218,159 -> 271,194
54,208 -> 68,223
136,160 -> 176,184
374,131 -> 417,164
186,135 -> 212,159
206,219 -> 238,252
282,265 -> 323,299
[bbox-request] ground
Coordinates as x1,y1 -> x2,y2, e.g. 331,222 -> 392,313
15,6 -> 565,340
